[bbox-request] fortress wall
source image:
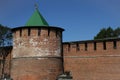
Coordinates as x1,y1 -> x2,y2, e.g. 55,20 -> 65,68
63,38 -> 120,80
11,58 -> 63,80
63,39 -> 120,55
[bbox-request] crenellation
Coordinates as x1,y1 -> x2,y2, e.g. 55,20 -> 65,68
40,28 -> 48,38
87,42 -> 94,52
117,41 -> 120,49
15,30 -> 20,38
96,42 -> 103,51
63,39 -> 120,54
30,28 -> 38,36
49,29 -> 56,38
63,44 -> 69,54
80,43 -> 85,51
70,43 -> 77,53
56,31 -> 62,40
14,28 -> 63,43
106,41 -> 113,50
22,28 -> 28,38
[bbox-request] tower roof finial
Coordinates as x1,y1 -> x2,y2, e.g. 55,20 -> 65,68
34,1 -> 39,10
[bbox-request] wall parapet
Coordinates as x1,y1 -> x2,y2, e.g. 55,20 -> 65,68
63,38 -> 120,54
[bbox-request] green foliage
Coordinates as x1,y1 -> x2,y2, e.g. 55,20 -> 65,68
0,24 -> 12,46
114,27 -> 120,37
94,27 -> 120,40
94,28 -> 106,39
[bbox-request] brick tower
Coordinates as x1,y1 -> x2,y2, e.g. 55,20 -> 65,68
11,7 -> 64,80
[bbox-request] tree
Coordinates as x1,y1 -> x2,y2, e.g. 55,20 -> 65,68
0,24 -> 12,46
94,28 -> 107,39
106,27 -> 114,38
114,27 -> 120,37
94,27 -> 120,40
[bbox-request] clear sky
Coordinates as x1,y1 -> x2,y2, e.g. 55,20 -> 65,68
0,0 -> 120,42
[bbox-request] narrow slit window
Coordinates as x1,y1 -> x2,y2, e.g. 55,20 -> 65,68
38,28 -> 41,36
76,43 -> 80,51
113,41 -> 117,49
68,44 -> 70,51
85,43 -> 87,51
28,28 -> 31,36
20,29 -> 22,37
94,42 -> 96,50
103,41 -> 106,50
48,29 -> 50,36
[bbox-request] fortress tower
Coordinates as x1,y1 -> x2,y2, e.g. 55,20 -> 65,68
11,8 -> 64,80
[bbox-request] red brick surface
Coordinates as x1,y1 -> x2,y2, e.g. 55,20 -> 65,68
63,40 -> 120,80
11,58 -> 63,80
11,27 -> 63,80
1,27 -> 120,80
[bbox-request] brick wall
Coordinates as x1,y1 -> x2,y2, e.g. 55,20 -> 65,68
2,27 -> 120,80
63,38 -> 120,80
11,58 -> 63,80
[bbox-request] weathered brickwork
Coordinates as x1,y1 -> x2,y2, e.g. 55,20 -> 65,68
11,26 -> 64,80
12,28 -> 62,58
63,39 -> 120,80
1,27 -> 120,80
11,58 -> 63,80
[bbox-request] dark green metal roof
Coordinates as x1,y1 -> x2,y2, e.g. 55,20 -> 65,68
25,8 -> 49,26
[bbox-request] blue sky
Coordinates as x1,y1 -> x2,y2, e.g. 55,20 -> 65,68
0,0 -> 120,42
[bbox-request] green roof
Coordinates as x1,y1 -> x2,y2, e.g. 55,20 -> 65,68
25,8 -> 49,26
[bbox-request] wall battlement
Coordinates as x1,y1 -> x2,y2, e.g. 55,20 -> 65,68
63,38 -> 120,55
13,26 -> 63,39
12,26 -> 63,58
